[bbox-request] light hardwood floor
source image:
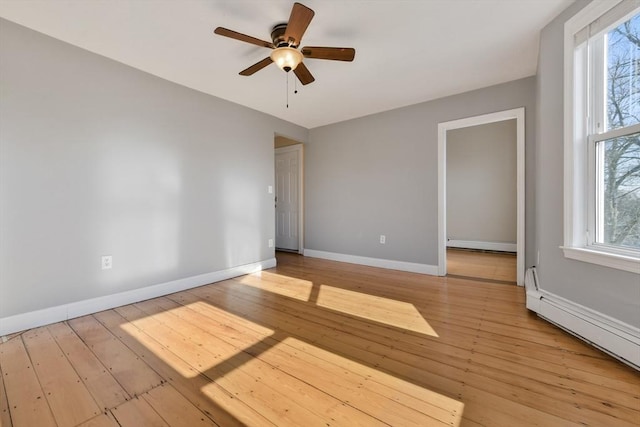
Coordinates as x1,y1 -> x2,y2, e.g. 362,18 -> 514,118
447,249 -> 517,284
0,252 -> 638,427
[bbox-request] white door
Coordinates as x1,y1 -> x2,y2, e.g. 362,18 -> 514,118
275,147 -> 299,251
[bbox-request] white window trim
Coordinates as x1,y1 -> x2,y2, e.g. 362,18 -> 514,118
563,0 -> 640,275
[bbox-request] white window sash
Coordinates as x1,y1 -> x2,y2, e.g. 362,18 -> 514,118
590,123 -> 640,143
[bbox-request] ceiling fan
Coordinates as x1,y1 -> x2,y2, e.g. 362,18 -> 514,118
214,2 -> 355,85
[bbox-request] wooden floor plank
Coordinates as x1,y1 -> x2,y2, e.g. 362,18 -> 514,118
189,280 -> 470,397
150,296 -> 456,426
113,303 -> 327,427
468,342 -> 639,412
190,278 -> 473,370
22,327 -> 102,427
242,262 -> 608,370
111,397 -> 168,427
93,308 -> 269,427
47,322 -> 130,410
447,248 -> 517,283
460,385 -> 583,427
157,294 -> 461,426
142,383 -> 218,427
171,287 -> 467,398
77,412 -> 120,427
0,337 -> 56,427
0,351 -> 13,427
123,300 -> 388,427
464,360 -> 640,426
565,364 -> 640,395
68,315 -> 163,396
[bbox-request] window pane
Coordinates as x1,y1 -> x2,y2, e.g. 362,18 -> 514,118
597,132 -> 640,249
606,13 -> 640,131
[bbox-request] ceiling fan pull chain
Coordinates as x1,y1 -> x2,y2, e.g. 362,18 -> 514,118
286,72 -> 289,108
294,76 -> 298,94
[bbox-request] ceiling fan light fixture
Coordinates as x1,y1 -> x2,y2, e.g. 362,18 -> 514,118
270,47 -> 303,72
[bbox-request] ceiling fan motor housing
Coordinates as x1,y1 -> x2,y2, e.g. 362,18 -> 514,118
271,23 -> 296,47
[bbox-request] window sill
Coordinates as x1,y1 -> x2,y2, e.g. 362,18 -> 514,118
561,246 -> 640,274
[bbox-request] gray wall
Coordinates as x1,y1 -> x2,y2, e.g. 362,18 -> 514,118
0,19 -> 307,318
535,3 -> 639,327
306,77 -> 535,266
447,120 -> 517,245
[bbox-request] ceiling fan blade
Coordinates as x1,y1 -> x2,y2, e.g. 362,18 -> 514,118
293,62 -> 315,85
301,46 -> 355,62
283,3 -> 315,45
239,57 -> 273,76
214,27 -> 274,49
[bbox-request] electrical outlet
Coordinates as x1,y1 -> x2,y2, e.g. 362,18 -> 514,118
268,185 -> 273,194
380,235 -> 386,244
101,255 -> 112,270
268,239 -> 274,248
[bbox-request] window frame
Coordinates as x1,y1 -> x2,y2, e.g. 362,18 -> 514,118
563,0 -> 640,274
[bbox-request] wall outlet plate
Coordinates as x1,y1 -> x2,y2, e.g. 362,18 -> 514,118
268,239 -> 274,248
101,255 -> 112,270
380,235 -> 386,244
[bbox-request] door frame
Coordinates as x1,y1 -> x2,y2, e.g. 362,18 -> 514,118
437,107 -> 525,286
275,144 -> 304,254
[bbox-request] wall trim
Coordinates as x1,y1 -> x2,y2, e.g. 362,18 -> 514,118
303,249 -> 438,275
0,258 -> 276,337
438,107 -> 526,285
447,239 -> 516,252
525,267 -> 639,370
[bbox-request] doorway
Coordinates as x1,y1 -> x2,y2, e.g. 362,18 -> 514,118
274,137 -> 303,253
446,249 -> 517,283
437,108 -> 525,285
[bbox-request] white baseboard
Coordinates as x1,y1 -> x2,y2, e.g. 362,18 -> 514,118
525,268 -> 639,370
447,239 -> 516,252
0,258 -> 276,337
303,249 -> 438,275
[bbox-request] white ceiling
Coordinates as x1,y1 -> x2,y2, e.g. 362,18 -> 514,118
0,0 -> 573,129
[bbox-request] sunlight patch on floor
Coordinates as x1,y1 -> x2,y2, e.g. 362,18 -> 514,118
316,285 -> 439,337
187,300 -> 275,336
201,337 -> 464,426
120,302 -> 274,379
118,321 -> 198,378
240,272 -> 314,301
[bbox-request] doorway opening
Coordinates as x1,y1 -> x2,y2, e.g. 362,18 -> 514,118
274,135 -> 304,254
446,248 -> 517,284
437,108 -> 525,285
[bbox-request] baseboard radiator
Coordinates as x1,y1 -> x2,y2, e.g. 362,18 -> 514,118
525,267 -> 639,370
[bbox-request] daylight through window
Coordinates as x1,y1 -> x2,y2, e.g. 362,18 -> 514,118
590,11 -> 640,251
564,0 -> 640,273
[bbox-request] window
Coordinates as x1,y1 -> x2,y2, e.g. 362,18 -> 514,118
564,0 -> 640,273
